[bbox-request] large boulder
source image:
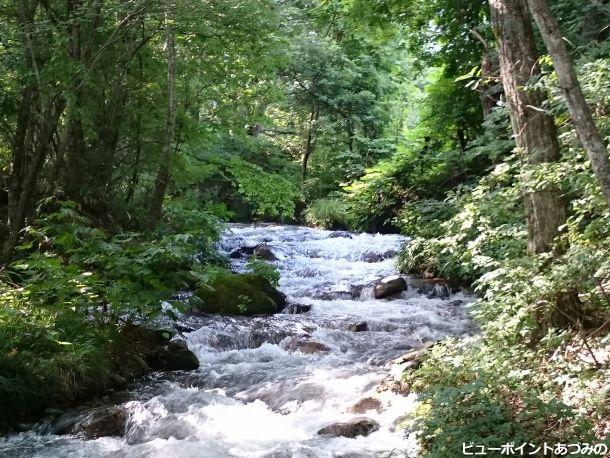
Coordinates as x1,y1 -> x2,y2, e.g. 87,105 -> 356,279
317,417 -> 379,438
54,406 -> 126,439
374,275 -> 407,299
148,339 -> 199,371
193,273 -> 286,316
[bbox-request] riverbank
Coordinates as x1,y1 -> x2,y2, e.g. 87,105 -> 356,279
0,203 -> 221,433
393,189 -> 610,454
0,323 -> 198,434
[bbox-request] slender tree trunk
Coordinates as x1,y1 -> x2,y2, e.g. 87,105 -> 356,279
147,0 -> 176,229
527,0 -> 610,209
63,0 -> 87,199
489,0 -> 566,253
2,92 -> 64,262
457,127 -> 467,159
302,105 -> 319,181
469,29 -> 497,117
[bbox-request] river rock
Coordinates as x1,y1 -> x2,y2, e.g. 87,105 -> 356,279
54,406 -> 126,439
317,417 -> 379,438
362,252 -> 384,263
328,231 -> 353,239
284,338 -> 331,354
373,275 -> 407,299
283,303 -> 312,314
407,278 -> 453,299
347,322 -> 368,332
148,339 -> 199,371
362,249 -> 398,263
252,244 -> 278,260
229,246 -> 255,259
347,397 -> 382,414
193,273 -> 286,315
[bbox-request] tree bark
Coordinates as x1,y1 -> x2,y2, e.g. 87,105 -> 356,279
489,0 -> 565,253
147,0 -> 176,229
527,0 -> 610,209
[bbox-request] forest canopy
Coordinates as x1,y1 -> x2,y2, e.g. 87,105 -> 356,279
1,0 -> 610,453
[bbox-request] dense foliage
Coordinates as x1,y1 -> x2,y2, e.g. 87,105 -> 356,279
1,0 -> 609,451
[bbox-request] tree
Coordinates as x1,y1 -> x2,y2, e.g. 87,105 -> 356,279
488,0 -> 565,253
526,0 -> 610,209
147,0 -> 176,229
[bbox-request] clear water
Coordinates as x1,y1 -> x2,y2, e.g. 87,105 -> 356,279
1,224 -> 472,457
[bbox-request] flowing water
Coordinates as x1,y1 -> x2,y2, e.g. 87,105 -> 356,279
1,224 -> 473,458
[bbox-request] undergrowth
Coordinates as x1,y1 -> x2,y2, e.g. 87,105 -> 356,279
0,200 -> 225,427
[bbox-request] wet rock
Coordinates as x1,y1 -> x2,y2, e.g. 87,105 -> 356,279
193,273 -> 286,315
252,244 -> 278,261
284,338 -> 331,354
374,275 -> 407,299
362,252 -> 384,263
283,303 -> 312,314
229,246 -> 255,259
391,341 -> 436,372
447,299 -> 464,307
148,339 -> 199,371
347,322 -> 368,332
328,231 -> 353,239
376,378 -> 411,395
348,283 -> 376,299
362,249 -> 398,263
54,406 -> 126,439
407,278 -> 453,299
174,323 -> 197,334
317,417 -> 379,438
313,290 -> 352,300
296,268 -> 318,278
347,397 -> 382,414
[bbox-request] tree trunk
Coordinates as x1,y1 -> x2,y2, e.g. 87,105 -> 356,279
527,0 -> 610,209
63,0 -> 87,199
2,91 -> 64,262
489,0 -> 565,254
302,105 -> 319,181
147,0 -> 176,229
2,1 -> 65,263
469,28 -> 498,117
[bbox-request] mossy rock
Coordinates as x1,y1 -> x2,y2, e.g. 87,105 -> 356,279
193,273 -> 286,315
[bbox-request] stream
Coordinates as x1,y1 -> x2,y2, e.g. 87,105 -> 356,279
1,224 -> 473,457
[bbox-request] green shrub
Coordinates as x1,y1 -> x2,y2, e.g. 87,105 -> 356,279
0,201 -> 227,425
406,337 -> 599,457
246,257 -> 281,287
304,196 -> 351,229
398,158 -> 526,283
